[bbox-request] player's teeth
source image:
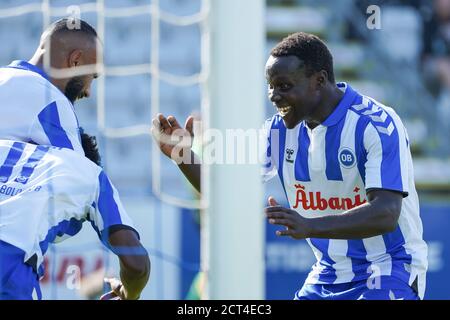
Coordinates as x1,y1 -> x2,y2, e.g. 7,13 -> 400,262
278,106 -> 292,116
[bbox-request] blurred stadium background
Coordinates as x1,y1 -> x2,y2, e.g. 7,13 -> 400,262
0,0 -> 449,299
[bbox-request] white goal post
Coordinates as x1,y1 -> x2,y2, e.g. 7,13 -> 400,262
204,0 -> 266,299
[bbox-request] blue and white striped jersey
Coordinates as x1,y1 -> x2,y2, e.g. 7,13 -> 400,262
0,140 -> 135,277
264,82 -> 428,299
0,61 -> 83,155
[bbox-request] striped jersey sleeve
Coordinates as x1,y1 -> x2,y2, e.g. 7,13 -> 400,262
89,170 -> 138,244
29,99 -> 84,155
362,108 -> 409,196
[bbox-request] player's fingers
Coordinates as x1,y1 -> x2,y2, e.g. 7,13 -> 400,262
268,196 -> 279,207
150,125 -> 159,140
265,210 -> 290,219
151,117 -> 161,130
265,206 -> 291,214
104,277 -> 122,292
268,218 -> 294,228
157,113 -> 171,130
151,119 -> 163,142
276,229 -> 296,237
167,116 -> 182,129
100,291 -> 119,300
185,116 -> 195,137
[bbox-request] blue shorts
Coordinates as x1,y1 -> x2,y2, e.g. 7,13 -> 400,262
0,241 -> 41,300
295,276 -> 419,300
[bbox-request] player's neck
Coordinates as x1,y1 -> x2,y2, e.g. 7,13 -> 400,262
28,54 -> 68,95
28,50 -> 44,69
306,85 -> 344,130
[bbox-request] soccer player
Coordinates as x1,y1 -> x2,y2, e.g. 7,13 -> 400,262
0,18 -> 100,155
0,139 -> 150,300
151,32 -> 428,300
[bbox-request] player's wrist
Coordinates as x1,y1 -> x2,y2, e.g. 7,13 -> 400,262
302,217 -> 315,238
175,149 -> 199,166
118,283 -> 142,300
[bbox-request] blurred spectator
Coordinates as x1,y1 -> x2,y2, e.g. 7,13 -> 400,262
422,0 -> 450,119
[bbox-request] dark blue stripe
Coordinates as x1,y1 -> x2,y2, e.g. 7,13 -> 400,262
309,238 -> 337,283
265,118 -> 273,160
87,203 -> 108,245
321,82 -> 358,127
382,226 -> 413,283
352,94 -> 363,106
38,102 -> 74,150
350,95 -> 373,114
7,60 -> 49,80
354,113 -> 370,184
14,145 -> 50,184
295,123 -> 310,181
0,142 -> 26,183
38,218 -> 84,276
376,119 -> 403,191
346,240 -> 369,281
324,117 -> 346,181
98,171 -> 123,230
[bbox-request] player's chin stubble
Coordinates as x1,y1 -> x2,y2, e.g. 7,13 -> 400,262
65,76 -> 85,104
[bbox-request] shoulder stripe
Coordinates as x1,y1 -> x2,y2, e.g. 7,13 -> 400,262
14,145 -> 50,184
97,170 -> 123,230
369,110 -> 388,123
0,142 -> 26,183
38,101 -> 74,150
375,122 -> 395,136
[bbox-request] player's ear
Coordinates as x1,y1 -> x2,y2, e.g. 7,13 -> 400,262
68,49 -> 83,68
315,70 -> 328,89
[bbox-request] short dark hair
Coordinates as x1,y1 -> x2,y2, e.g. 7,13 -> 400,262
43,18 -> 97,41
271,32 -> 335,83
80,127 -> 102,166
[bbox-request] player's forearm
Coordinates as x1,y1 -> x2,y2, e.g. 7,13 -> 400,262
307,199 -> 401,239
178,150 -> 201,193
119,254 -> 150,300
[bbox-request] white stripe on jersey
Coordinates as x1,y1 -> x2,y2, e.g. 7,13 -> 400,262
384,106 -> 410,194
363,236 -> 393,276
308,126 -> 327,173
363,123 -> 384,189
327,239 -> 355,283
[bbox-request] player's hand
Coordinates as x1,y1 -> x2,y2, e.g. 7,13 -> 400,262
100,277 -> 126,300
151,114 -> 194,163
265,196 -> 311,239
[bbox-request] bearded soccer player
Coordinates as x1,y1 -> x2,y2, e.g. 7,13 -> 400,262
152,32 -> 428,300
0,18 -> 100,155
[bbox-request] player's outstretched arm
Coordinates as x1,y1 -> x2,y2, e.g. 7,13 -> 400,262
265,190 -> 402,240
104,229 -> 150,300
151,113 -> 201,193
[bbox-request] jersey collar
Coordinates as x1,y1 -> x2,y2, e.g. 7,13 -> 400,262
321,82 -> 358,127
8,60 -> 50,81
